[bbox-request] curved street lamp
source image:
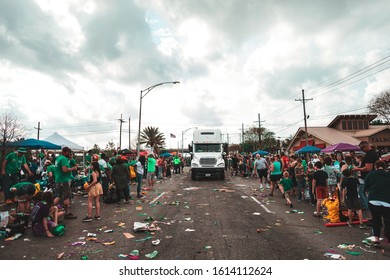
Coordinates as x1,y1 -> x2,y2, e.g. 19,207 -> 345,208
137,81 -> 180,156
181,127 -> 197,155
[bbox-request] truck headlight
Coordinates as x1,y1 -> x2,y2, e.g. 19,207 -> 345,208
217,163 -> 225,167
191,163 -> 199,167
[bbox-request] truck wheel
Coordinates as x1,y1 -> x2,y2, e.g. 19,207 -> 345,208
220,171 -> 225,180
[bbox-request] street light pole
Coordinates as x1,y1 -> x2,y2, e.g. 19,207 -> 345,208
137,81 -> 180,156
181,127 -> 197,155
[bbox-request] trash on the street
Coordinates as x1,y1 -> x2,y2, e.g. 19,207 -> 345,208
69,241 -> 86,246
253,212 -> 261,216
185,228 -> 195,232
104,229 -> 114,233
87,233 -> 97,237
357,246 -> 376,253
98,226 -> 107,231
130,250 -> 140,260
123,232 -> 135,239
204,246 -> 212,250
324,252 -> 345,260
86,237 -> 97,241
314,230 -> 323,235
118,223 -> 125,227
56,252 -> 65,259
345,251 -> 362,256
134,222 -> 149,232
152,239 -> 160,246
102,241 -> 115,246
136,206 -> 143,211
5,233 -> 23,241
135,236 -> 153,242
169,201 -> 180,205
81,255 -> 88,260
145,250 -> 158,259
144,216 -> 154,222
338,244 -> 355,250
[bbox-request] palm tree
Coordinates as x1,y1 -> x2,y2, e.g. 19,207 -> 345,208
140,126 -> 166,154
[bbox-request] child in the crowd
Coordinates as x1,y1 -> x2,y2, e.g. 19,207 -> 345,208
312,161 -> 328,217
31,192 -> 57,237
279,171 -> 294,208
341,168 -> 366,229
82,161 -> 103,222
10,182 -> 37,214
306,162 -> 316,206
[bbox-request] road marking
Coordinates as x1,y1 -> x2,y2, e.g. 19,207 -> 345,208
149,192 -> 166,205
251,196 -> 275,214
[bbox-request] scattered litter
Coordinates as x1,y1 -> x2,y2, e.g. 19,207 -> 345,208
286,210 -> 304,214
144,217 -> 154,222
145,250 -> 158,259
165,236 -> 173,239
204,246 -> 212,250
123,232 -> 135,239
185,228 -> 195,232
314,230 -> 323,235
218,189 -> 235,193
324,253 -> 345,260
104,229 -> 114,233
241,196 -> 248,199
102,241 -> 115,246
136,206 -> 143,211
135,236 -> 152,242
152,239 -> 160,246
69,241 -> 86,246
345,251 -> 362,256
253,212 -> 261,216
338,244 -> 355,250
98,226 -> 107,231
81,255 -> 88,260
134,222 -> 149,232
118,223 -> 125,227
275,223 -> 281,226
130,250 -> 140,260
87,233 -> 97,237
118,254 -> 128,258
183,187 -> 200,191
23,238 -> 31,242
86,237 -> 97,241
56,252 -> 65,259
5,233 -> 23,241
357,246 -> 376,254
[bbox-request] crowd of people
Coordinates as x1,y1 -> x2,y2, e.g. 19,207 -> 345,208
1,141 -> 389,248
0,147 -> 188,238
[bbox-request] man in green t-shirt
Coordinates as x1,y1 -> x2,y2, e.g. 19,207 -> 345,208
54,147 -> 78,219
1,148 -> 33,205
147,154 -> 156,187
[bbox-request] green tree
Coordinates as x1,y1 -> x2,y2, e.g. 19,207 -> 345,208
368,89 -> 390,123
105,140 -> 116,155
91,144 -> 101,155
140,126 -> 166,154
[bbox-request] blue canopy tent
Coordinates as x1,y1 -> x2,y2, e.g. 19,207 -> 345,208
159,152 -> 173,157
295,145 -> 321,154
7,138 -> 62,150
252,150 -> 270,156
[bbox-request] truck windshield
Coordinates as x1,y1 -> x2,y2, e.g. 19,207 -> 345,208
194,144 -> 221,153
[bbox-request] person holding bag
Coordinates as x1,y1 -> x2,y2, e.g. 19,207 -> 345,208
82,162 -> 103,222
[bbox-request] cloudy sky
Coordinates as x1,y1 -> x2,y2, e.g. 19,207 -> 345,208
1,0 -> 389,151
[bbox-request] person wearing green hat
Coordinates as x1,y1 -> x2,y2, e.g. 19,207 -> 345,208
1,148 -> 33,205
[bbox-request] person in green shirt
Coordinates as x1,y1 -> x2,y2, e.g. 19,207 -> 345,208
54,147 -> 77,219
279,171 -> 294,208
147,154 -> 156,188
10,181 -> 36,214
1,148 -> 33,205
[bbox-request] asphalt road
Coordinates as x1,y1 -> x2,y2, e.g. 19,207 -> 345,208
1,168 -> 389,260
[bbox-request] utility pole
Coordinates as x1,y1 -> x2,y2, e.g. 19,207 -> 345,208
242,123 -> 245,152
295,89 -> 313,146
128,117 -> 131,150
34,122 -> 42,140
117,114 -> 126,150
254,113 -> 265,150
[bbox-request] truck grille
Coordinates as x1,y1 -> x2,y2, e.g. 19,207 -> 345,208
200,158 -> 217,166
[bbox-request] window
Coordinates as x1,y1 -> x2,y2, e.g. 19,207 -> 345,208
194,144 -> 221,153
347,121 -> 353,130
342,121 -> 347,130
353,121 -> 358,130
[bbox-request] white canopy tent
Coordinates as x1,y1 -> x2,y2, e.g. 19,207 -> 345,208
44,132 -> 84,151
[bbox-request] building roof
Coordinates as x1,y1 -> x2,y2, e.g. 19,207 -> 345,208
327,114 -> 377,128
353,125 -> 389,137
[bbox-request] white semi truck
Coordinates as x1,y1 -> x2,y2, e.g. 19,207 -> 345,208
190,129 -> 226,180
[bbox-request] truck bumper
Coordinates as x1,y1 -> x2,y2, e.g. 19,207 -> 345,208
191,168 -> 225,179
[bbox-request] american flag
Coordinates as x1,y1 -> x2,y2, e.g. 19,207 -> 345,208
170,133 -> 176,138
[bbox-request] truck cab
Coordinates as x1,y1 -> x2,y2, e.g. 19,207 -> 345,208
190,129 -> 225,180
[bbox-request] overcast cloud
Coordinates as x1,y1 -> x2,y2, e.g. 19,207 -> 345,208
1,0 -> 389,150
